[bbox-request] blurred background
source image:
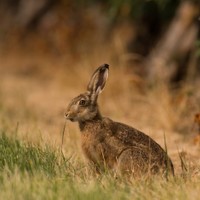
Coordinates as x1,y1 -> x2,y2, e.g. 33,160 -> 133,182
0,0 -> 199,82
0,0 -> 200,167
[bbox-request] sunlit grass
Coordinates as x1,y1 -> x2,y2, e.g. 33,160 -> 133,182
0,55 -> 199,199
0,132 -> 200,199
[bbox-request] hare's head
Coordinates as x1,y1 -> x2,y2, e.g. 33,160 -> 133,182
65,64 -> 109,122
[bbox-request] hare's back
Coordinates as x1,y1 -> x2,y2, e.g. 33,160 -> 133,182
106,119 -> 166,156
108,120 -> 174,173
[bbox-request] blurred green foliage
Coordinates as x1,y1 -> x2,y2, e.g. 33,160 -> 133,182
57,0 -> 179,22
196,40 -> 200,57
67,0 -> 180,23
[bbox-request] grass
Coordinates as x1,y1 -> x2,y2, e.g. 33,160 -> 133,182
0,134 -> 55,174
0,53 -> 199,199
0,132 -> 200,199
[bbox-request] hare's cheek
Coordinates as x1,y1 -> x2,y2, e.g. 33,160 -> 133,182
80,108 -> 89,116
71,104 -> 80,113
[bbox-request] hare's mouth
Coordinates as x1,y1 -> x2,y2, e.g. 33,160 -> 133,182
68,118 -> 75,122
65,117 -> 76,122
65,113 -> 76,122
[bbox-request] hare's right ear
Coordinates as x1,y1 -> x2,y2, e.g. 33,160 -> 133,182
87,64 -> 109,104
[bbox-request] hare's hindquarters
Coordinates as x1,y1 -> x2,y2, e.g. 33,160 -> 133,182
115,147 -> 158,176
115,147 -> 173,177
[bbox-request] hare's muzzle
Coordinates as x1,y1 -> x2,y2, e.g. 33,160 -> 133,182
65,112 -> 75,122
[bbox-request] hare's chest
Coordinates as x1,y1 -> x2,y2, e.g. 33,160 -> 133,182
81,131 -> 105,162
81,129 -> 120,169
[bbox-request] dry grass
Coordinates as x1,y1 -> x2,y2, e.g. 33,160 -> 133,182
0,48 -> 200,198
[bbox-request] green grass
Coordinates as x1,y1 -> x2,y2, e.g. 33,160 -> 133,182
0,134 -> 59,176
0,132 -> 200,200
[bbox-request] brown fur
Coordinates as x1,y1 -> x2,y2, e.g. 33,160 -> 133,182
65,64 -> 174,176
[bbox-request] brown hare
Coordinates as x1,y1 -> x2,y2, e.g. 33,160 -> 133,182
65,64 -> 174,177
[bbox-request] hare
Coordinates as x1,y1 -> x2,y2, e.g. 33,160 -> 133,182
65,64 -> 174,176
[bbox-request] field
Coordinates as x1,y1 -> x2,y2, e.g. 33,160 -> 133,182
0,52 -> 200,199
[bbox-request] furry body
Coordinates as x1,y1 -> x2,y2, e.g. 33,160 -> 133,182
65,64 -> 174,176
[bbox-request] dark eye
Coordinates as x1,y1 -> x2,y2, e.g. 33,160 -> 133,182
79,99 -> 86,106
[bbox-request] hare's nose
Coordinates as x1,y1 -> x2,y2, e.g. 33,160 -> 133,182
65,112 -> 74,121
65,112 -> 69,118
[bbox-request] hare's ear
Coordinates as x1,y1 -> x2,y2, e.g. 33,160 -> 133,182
87,64 -> 109,103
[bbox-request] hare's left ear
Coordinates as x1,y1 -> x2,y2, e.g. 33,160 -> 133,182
87,64 -> 109,104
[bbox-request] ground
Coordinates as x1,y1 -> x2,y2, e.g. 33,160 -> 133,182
0,52 -> 200,199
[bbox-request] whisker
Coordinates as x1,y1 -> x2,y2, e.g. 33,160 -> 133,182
60,120 -> 67,155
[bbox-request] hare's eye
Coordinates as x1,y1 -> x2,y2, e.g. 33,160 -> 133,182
79,99 -> 86,106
